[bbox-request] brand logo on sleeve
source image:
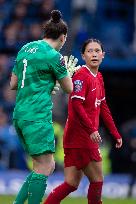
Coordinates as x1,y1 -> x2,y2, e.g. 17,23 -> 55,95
60,56 -> 65,66
91,88 -> 96,91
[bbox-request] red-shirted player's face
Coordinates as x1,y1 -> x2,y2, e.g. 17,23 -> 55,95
82,42 -> 105,69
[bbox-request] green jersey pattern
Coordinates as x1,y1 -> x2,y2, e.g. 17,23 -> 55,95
12,40 -> 68,121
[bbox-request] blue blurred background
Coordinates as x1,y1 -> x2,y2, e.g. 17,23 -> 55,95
0,0 -> 136,199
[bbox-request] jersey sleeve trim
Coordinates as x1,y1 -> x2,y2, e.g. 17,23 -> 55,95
12,70 -> 17,75
71,95 -> 85,100
57,71 -> 68,80
12,64 -> 17,75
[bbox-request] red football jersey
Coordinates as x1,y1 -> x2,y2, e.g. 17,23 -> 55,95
63,66 -> 121,149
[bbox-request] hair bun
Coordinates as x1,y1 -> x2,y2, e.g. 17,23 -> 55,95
51,10 -> 62,23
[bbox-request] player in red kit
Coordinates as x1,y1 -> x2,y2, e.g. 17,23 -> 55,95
44,39 -> 122,204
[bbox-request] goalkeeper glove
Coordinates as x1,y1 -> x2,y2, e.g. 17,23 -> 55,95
52,82 -> 60,95
64,55 -> 80,77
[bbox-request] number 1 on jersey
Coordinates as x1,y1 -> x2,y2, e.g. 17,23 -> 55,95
21,59 -> 27,88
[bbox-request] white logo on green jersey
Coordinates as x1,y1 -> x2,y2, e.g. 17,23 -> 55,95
25,47 -> 38,53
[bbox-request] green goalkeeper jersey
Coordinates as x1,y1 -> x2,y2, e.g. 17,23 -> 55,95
12,40 -> 68,122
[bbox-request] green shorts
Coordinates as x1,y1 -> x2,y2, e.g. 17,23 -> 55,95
13,119 -> 55,156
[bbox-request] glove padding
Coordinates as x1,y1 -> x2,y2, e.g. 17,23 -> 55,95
52,82 -> 60,95
64,55 -> 80,77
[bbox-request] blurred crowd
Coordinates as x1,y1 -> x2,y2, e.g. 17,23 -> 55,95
0,0 -> 136,176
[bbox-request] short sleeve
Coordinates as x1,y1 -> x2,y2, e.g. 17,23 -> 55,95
51,54 -> 68,80
71,74 -> 88,101
12,60 -> 18,75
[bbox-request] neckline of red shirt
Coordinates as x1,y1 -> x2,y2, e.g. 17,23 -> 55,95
83,65 -> 98,78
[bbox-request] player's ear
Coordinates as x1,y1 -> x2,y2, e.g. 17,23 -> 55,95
59,34 -> 66,43
102,52 -> 105,59
59,35 -> 63,42
82,54 -> 85,61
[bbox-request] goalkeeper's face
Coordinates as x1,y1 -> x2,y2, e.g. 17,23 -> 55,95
82,42 -> 105,69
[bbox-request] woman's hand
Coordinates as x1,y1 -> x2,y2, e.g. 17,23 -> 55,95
52,82 -> 60,95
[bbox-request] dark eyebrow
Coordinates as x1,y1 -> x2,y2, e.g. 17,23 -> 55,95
87,48 -> 101,52
95,48 -> 101,51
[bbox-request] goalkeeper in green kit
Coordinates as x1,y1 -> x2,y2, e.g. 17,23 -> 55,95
10,10 -> 78,204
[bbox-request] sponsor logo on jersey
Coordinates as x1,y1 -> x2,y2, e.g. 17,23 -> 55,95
95,97 -> 105,107
74,80 -> 83,92
95,98 -> 101,107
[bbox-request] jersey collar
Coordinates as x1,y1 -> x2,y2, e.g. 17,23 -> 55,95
83,65 -> 97,77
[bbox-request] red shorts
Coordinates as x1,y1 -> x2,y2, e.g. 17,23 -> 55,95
64,148 -> 102,170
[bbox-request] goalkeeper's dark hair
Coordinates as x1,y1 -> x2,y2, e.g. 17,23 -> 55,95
81,39 -> 104,54
43,10 -> 68,40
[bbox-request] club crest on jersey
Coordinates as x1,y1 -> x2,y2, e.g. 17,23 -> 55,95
74,80 -> 83,92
